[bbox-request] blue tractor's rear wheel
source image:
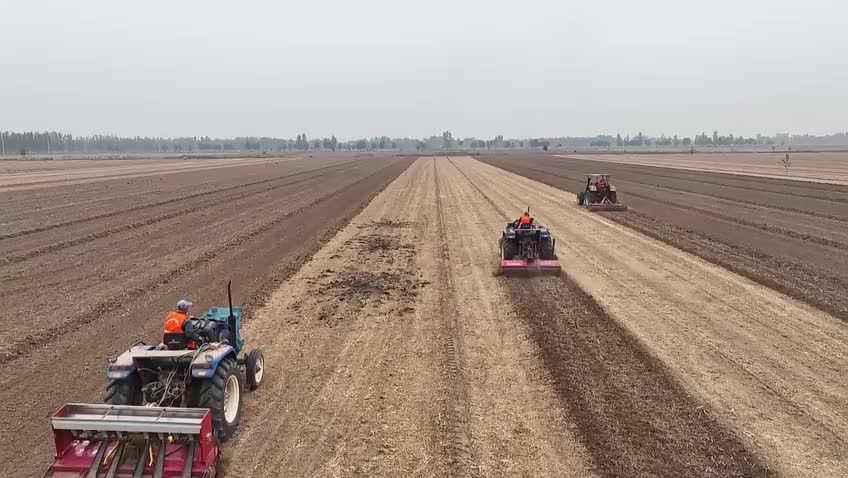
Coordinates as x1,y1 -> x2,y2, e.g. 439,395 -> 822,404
502,240 -> 518,260
196,357 -> 242,441
105,374 -> 142,406
540,238 -> 556,260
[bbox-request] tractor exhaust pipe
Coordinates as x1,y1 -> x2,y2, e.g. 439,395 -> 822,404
227,280 -> 236,344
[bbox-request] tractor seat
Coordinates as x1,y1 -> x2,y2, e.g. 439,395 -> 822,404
163,333 -> 189,351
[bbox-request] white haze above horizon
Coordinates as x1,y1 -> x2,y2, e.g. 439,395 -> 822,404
1,0 -> 846,140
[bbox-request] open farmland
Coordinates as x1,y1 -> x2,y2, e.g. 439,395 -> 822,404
5,154 -> 845,478
558,152 -> 848,184
481,152 -> 848,320
220,156 -> 844,478
0,154 -> 414,477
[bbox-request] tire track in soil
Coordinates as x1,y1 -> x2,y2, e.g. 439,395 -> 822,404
0,160 -> 400,364
445,157 -> 509,220
0,159 -> 357,243
432,159 -> 479,477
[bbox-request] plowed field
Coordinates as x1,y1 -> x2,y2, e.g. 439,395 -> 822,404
480,153 -> 848,320
558,152 -> 848,184
0,154 -> 413,477
6,154 -> 845,478
225,157 -> 843,478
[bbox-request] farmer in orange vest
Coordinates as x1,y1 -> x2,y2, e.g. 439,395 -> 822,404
518,210 -> 532,228
163,299 -> 192,334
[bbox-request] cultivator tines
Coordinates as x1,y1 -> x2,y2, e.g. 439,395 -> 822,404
499,258 -> 562,275
45,403 -> 216,478
578,174 -> 628,212
586,196 -> 628,212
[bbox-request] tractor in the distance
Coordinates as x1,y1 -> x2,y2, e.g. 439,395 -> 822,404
577,173 -> 628,211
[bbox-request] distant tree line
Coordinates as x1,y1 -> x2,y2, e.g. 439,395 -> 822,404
608,131 -> 781,148
2,129 -> 846,155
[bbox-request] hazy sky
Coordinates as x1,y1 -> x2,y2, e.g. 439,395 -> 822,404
2,0 -> 846,139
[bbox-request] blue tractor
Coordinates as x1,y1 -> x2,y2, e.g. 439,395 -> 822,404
499,209 -> 561,274
104,281 -> 265,441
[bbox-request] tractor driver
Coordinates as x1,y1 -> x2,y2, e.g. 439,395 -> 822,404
161,299 -> 195,349
517,211 -> 533,229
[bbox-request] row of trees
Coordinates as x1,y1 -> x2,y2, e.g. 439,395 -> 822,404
611,131 -> 781,148
2,130 -> 846,155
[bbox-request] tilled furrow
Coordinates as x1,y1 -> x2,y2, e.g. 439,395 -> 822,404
0,159 -> 356,244
433,159 -> 479,477
506,274 -> 773,478
508,159 -> 848,221
461,155 -> 848,478
0,157 -> 415,478
0,160 -> 399,364
480,154 -> 848,320
609,209 -> 848,320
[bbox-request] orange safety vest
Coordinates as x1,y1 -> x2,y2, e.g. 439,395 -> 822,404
163,311 -> 188,334
519,215 -> 531,225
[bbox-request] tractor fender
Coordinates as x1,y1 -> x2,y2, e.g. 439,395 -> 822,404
191,345 -> 238,379
105,344 -> 156,380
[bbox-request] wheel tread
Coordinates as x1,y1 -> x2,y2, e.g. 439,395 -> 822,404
196,357 -> 241,441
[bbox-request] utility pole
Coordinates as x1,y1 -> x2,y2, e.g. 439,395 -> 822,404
47,133 -> 51,154
1,131 -> 5,155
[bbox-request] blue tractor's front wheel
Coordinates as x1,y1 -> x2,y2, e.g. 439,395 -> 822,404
246,349 -> 265,390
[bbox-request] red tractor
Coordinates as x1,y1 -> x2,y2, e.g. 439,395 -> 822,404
577,174 -> 627,212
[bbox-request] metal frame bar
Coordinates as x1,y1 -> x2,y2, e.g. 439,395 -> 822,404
52,404 -> 207,435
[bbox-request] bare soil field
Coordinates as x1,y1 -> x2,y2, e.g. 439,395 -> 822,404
224,158 -> 597,478
0,154 -> 413,477
557,152 -> 848,184
481,153 -> 848,320
7,155 -> 845,478
222,157 -> 787,478
454,156 -> 846,478
0,156 -> 303,190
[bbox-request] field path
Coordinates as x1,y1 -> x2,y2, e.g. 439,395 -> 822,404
455,156 -> 847,478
